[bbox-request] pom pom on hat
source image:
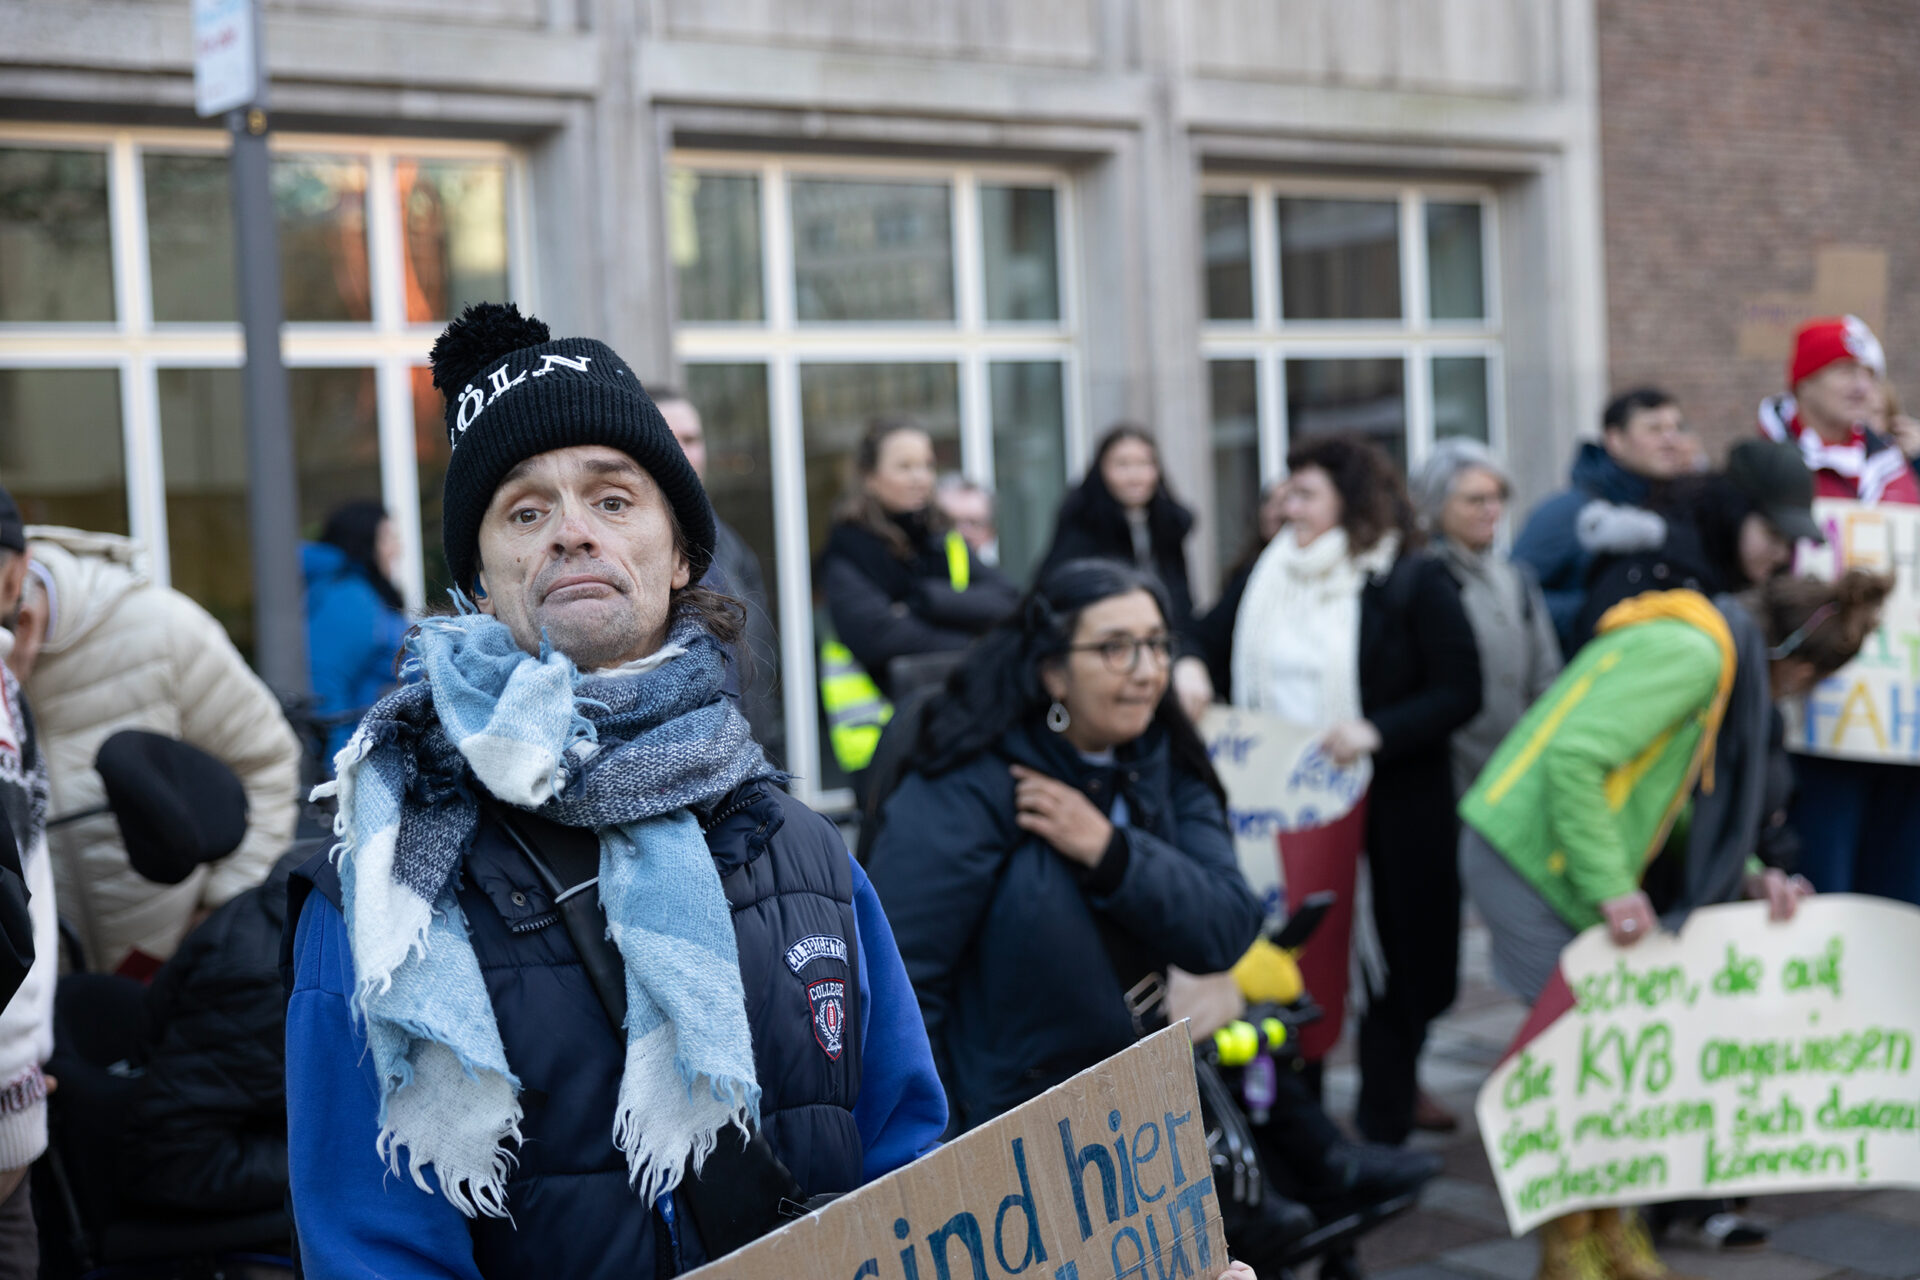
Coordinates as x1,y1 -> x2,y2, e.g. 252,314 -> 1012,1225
430,302 -> 552,399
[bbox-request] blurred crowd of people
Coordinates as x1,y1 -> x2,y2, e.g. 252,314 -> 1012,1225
0,307 -> 1909,1279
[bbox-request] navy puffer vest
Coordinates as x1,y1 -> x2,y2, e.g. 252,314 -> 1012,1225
295,779 -> 863,1278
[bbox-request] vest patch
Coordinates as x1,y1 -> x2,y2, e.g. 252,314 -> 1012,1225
808,978 -> 846,1061
784,933 -> 848,973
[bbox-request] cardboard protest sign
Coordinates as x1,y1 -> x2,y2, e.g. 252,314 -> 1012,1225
1784,500 -> 1920,764
1476,895 -> 1920,1236
1199,706 -> 1369,918
688,1025 -> 1230,1280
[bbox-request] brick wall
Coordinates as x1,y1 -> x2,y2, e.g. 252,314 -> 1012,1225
1597,0 -> 1920,457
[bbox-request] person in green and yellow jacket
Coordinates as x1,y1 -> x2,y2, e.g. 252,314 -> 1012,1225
1458,569 -> 1890,1280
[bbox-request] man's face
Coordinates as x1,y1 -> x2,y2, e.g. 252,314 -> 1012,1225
1796,359 -> 1880,438
658,398 -> 707,483
473,445 -> 690,671
1603,403 -> 1690,481
937,487 -> 994,551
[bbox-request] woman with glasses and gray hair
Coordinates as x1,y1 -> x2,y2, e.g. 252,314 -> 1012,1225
1411,439 -> 1564,799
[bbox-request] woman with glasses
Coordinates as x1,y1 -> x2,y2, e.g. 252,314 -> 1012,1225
865,558 -> 1263,1131
866,558 -> 1446,1272
1203,434 -> 1483,1146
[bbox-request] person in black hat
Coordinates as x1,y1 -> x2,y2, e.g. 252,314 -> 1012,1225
0,481 -> 55,1277
284,304 -> 947,1279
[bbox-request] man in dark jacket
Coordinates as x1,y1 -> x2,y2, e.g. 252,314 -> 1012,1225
657,387 -> 786,767
1513,387 -> 1690,652
284,304 -> 945,1279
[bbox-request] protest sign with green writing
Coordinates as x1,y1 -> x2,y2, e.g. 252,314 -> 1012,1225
1476,895 -> 1920,1235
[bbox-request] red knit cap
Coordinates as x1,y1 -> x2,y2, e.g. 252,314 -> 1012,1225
1789,315 -> 1886,387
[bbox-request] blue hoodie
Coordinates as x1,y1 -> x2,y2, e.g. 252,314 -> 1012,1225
1511,443 -> 1650,654
302,542 -> 408,767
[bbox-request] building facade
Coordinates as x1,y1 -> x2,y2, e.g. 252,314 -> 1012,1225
1,0 -> 1610,801
1598,0 -> 1920,451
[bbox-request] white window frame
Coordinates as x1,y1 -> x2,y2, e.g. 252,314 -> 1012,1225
0,122 -> 531,613
674,151 -> 1083,808
1199,176 -> 1505,479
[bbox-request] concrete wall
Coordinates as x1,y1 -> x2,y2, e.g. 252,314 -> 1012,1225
0,0 -> 1610,577
1598,0 -> 1920,456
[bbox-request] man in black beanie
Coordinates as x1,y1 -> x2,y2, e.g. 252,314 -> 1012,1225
283,305 -> 945,1279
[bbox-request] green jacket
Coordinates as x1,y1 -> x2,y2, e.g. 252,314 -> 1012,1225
1459,594 -> 1733,930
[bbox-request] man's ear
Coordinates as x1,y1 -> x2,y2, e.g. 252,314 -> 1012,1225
671,550 -> 692,592
472,569 -> 496,615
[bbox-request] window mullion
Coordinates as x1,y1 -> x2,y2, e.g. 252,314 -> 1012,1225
110,134 -> 151,335
762,164 -> 795,332
1401,187 -> 1427,331
766,354 -> 820,804
121,358 -> 170,588
953,170 -> 983,332
376,359 -> 427,613
1251,183 -> 1280,331
1406,349 -> 1434,470
366,147 -> 405,334
961,355 -> 993,488
1257,351 -> 1285,482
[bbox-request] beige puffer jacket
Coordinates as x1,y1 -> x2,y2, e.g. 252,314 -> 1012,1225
25,528 -> 301,972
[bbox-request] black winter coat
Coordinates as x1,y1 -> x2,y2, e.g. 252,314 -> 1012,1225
124,850 -> 303,1212
865,720 -> 1262,1134
1038,476 -> 1198,636
819,515 -> 1019,695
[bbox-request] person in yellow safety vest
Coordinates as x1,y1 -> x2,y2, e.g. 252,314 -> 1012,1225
816,420 -> 1019,776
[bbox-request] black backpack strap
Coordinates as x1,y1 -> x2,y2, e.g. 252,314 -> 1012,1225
485,804 -> 815,1258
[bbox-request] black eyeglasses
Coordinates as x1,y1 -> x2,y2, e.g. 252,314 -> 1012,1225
1067,634 -> 1176,674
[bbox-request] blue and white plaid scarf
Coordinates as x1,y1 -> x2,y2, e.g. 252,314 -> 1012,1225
316,608 -> 777,1217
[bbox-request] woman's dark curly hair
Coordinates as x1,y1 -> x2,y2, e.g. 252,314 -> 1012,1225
1285,434 -> 1422,554
910,558 -> 1224,805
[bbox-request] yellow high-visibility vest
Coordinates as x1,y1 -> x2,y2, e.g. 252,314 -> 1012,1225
821,529 -> 971,773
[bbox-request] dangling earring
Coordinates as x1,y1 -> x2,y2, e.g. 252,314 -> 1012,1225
1046,701 -> 1071,734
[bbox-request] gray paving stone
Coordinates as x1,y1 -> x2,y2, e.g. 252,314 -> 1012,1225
1419,1176 -> 1511,1231
1770,1211 -> 1920,1278
1436,1235 -> 1538,1280
1652,1241 -> 1840,1280
1374,1267 -> 1486,1280
1855,1189 -> 1920,1228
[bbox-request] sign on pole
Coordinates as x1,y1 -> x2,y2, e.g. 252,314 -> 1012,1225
1476,896 -> 1920,1236
687,1026 -> 1229,1280
192,0 -> 259,118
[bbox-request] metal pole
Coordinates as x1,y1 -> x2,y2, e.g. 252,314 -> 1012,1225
226,102 -> 309,696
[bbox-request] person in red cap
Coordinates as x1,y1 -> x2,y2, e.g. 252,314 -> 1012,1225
1758,314 -> 1920,504
1761,316 -> 1920,909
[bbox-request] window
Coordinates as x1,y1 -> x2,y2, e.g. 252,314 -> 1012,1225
0,128 -> 525,662
1201,180 -> 1502,538
671,155 -> 1080,803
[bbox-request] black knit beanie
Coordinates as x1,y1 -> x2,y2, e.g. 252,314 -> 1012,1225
428,302 -> 715,594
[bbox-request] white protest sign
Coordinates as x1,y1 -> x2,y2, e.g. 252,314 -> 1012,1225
1199,706 -> 1368,918
1477,895 -> 1920,1236
192,0 -> 259,118
687,1025 -> 1228,1280
1784,500 -> 1920,764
